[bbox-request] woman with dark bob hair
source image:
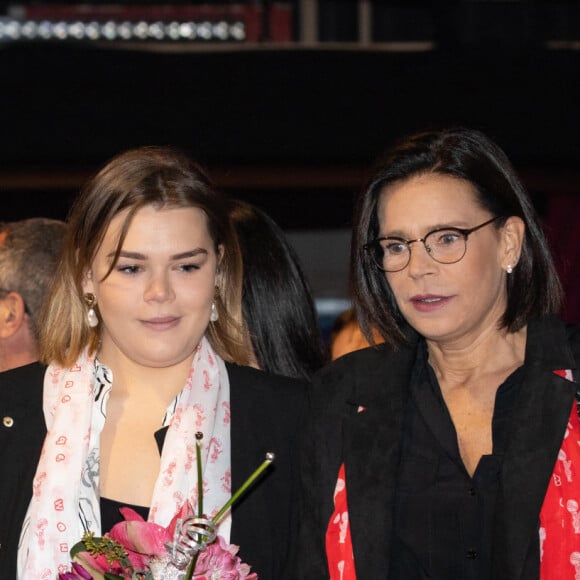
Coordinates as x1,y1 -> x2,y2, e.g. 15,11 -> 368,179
14,147 -> 306,579
292,128 -> 580,580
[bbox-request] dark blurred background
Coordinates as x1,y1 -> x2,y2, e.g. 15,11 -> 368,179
0,0 -> 579,322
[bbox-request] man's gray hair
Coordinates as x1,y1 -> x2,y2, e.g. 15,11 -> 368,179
0,218 -> 67,340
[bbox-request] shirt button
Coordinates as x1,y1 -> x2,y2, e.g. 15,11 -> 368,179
468,487 -> 476,496
465,549 -> 478,559
3,416 -> 14,428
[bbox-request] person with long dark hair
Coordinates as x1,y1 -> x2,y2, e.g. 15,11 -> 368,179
293,128 -> 580,580
229,199 -> 326,380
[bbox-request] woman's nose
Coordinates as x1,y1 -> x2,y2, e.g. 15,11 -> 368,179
406,240 -> 436,278
144,272 -> 175,302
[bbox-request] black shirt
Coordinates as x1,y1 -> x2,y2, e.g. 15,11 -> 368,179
100,497 -> 150,533
390,343 -> 525,580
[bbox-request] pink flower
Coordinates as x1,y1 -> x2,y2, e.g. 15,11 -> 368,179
193,536 -> 257,579
65,505 -> 192,578
64,501 -> 258,579
107,506 -> 179,569
58,562 -> 93,579
109,503 -> 198,565
72,551 -> 127,578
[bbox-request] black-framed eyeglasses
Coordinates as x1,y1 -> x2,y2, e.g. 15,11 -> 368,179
364,216 -> 502,273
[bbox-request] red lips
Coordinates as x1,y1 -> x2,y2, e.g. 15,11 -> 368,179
409,294 -> 452,312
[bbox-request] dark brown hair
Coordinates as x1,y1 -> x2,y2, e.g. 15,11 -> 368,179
351,127 -> 562,348
229,199 -> 326,379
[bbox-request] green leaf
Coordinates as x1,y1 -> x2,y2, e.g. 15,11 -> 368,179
69,540 -> 89,559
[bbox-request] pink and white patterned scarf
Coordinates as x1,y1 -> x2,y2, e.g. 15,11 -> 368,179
18,337 -> 231,579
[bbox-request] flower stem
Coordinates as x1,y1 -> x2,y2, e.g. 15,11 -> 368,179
212,452 -> 275,526
196,439 -> 203,519
185,554 -> 197,580
183,451 -> 274,580
184,438 -> 205,580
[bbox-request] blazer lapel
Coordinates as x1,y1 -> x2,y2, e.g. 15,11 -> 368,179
343,341 -> 417,578
493,317 -> 578,579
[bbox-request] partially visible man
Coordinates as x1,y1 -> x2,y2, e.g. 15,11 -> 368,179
0,219 -> 66,370
0,218 -> 66,579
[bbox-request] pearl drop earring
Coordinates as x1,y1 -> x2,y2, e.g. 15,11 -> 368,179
84,293 -> 99,328
210,301 -> 219,322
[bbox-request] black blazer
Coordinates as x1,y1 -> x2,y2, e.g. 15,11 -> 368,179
292,317 -> 580,580
0,362 -> 46,580
0,361 -> 307,580
227,363 -> 307,579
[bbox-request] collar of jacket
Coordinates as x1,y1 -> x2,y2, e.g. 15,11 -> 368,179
339,316 -> 578,579
492,316 -> 578,579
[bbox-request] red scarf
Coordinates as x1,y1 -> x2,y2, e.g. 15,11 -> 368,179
325,369 -> 580,580
539,369 -> 580,579
326,463 -> 356,580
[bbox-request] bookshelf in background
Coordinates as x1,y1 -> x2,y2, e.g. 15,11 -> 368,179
0,2 -> 294,43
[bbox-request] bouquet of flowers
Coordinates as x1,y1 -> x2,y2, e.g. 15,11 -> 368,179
60,435 -> 273,580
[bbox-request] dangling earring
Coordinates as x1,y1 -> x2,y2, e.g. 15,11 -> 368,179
506,264 -> 513,274
84,293 -> 99,328
210,302 -> 219,322
210,286 -> 220,322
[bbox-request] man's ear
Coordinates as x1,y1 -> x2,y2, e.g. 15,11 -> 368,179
0,292 -> 27,338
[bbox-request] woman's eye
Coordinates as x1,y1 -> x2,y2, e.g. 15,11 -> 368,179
117,264 -> 141,274
384,241 -> 407,255
177,263 -> 200,272
437,232 -> 461,245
